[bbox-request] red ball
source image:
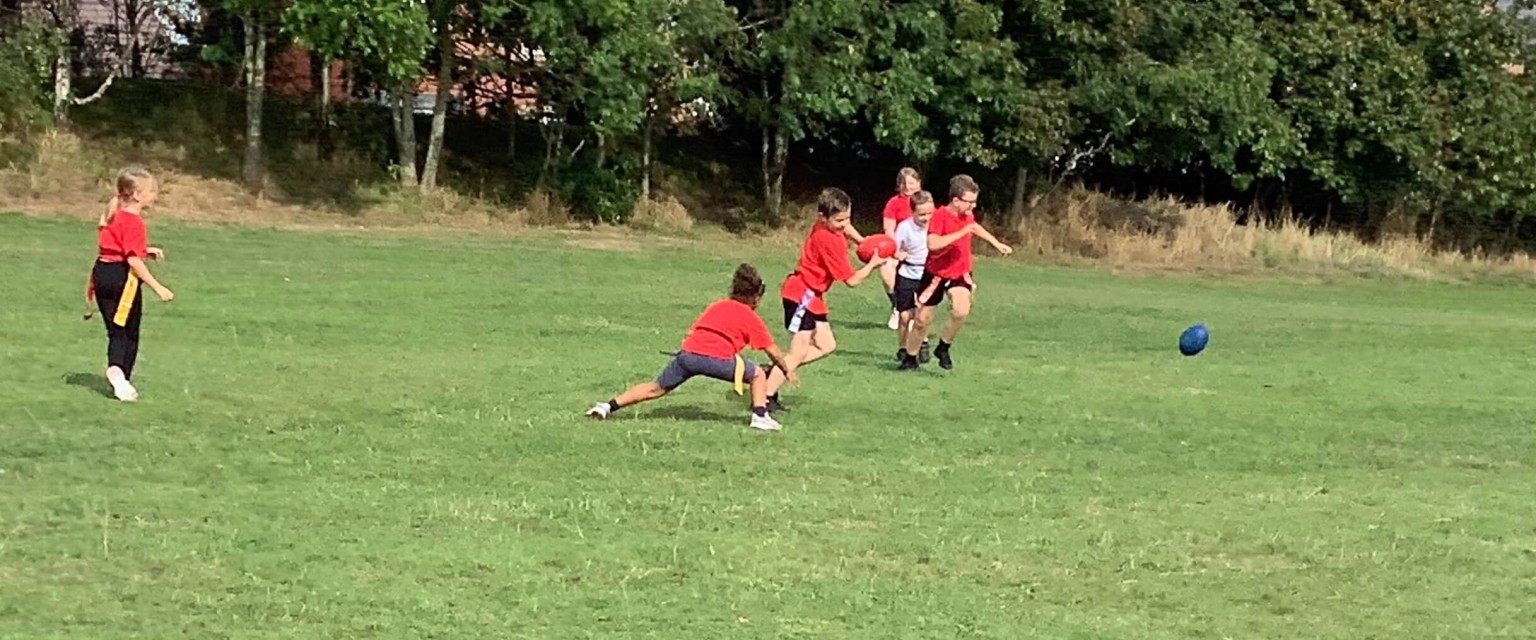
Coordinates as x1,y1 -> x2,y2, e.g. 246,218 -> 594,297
857,234 -> 897,263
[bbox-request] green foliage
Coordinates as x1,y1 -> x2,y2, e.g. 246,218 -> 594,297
282,0 -> 433,83
156,0 -> 1536,246
1075,0 -> 1299,189
0,21 -> 62,139
552,156 -> 641,223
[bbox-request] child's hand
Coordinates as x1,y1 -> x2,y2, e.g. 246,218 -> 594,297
894,251 -> 909,261
995,243 -> 1014,256
147,247 -> 166,260
154,286 -> 175,302
786,370 -> 801,388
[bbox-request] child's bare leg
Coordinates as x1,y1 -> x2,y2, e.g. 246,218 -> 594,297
750,367 -> 768,409
940,288 -> 973,344
881,263 -> 899,328
909,305 -> 936,353
614,382 -> 668,408
588,380 -> 670,419
766,331 -> 813,396
766,325 -> 837,397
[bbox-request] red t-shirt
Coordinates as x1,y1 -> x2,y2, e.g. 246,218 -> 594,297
779,222 -> 856,315
925,206 -> 974,279
882,194 -> 912,225
98,211 -> 147,263
680,299 -> 775,359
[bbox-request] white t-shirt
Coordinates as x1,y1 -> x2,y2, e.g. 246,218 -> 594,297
894,218 -> 929,280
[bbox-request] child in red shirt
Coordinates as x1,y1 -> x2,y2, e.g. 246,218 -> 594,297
878,167 -> 922,330
911,174 -> 1012,370
87,165 -> 175,402
764,188 -> 889,412
586,264 -> 799,431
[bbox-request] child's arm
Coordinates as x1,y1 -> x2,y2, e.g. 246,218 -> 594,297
841,224 -> 866,244
126,257 -> 175,301
83,263 -> 96,320
928,227 -> 972,251
841,256 -> 888,287
968,223 -> 1014,255
762,344 -> 800,387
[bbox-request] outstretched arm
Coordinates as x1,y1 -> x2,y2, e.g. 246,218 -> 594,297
762,344 -> 799,387
968,223 -> 1014,255
841,256 -> 888,287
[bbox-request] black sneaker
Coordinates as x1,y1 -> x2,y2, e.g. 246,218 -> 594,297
897,353 -> 919,370
936,347 -> 953,370
895,348 -> 906,362
766,395 -> 787,414
918,341 -> 932,364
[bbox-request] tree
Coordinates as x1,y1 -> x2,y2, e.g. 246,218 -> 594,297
726,0 -> 874,217
283,0 -> 432,186
230,0 -> 277,190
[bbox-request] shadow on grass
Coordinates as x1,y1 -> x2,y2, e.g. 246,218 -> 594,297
63,372 -> 113,399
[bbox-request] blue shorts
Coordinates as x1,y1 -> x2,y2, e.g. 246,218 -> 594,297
656,352 -> 760,391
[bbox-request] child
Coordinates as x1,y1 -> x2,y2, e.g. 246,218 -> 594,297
910,175 -> 1012,370
586,264 -> 799,431
879,167 -> 922,330
893,190 -> 935,369
88,165 -> 175,402
763,187 -> 888,413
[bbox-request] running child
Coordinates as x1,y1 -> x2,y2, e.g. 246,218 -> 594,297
585,264 -> 798,431
909,174 -> 1012,370
878,167 -> 922,330
88,165 -> 175,402
763,187 -> 889,412
893,190 -> 935,369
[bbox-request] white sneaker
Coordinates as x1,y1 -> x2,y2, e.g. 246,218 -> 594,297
749,413 -> 782,431
112,380 -> 138,402
586,403 -> 611,420
887,309 -> 900,330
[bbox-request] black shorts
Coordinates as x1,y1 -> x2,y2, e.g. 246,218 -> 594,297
894,275 -> 923,312
782,297 -> 827,332
917,272 -> 974,307
656,352 -> 759,391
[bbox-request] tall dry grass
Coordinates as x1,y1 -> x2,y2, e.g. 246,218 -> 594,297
1013,188 -> 1536,281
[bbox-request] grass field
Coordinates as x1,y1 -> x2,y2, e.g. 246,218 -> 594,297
3,211 -> 1536,638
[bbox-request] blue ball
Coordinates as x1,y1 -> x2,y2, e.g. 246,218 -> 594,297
1179,324 -> 1209,356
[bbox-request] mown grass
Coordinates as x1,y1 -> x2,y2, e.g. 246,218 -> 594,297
2,212 -> 1535,638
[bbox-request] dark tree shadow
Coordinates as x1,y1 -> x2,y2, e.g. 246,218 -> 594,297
64,372 -> 113,399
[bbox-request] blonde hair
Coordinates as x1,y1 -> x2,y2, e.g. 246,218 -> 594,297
896,167 -> 920,190
100,165 -> 154,227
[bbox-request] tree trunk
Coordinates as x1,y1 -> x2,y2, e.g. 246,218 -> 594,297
538,120 -> 562,188
317,56 -> 334,160
505,106 -> 517,161
421,23 -> 454,192
241,12 -> 266,191
52,38 -> 71,122
761,124 -> 786,219
641,118 -> 653,198
392,84 -> 419,187
129,14 -> 142,78
1010,163 -> 1028,223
